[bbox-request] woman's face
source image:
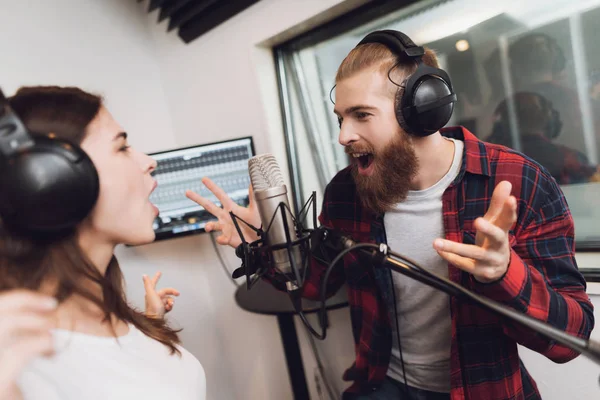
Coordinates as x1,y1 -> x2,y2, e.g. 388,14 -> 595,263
79,106 -> 159,246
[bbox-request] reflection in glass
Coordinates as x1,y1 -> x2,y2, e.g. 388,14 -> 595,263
487,92 -> 599,184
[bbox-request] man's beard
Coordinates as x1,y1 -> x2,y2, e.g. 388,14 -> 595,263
348,133 -> 418,215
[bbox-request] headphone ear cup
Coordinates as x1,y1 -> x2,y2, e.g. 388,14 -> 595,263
401,74 -> 455,137
547,109 -> 563,139
0,135 -> 99,236
536,94 -> 562,140
548,35 -> 566,75
394,85 -> 415,135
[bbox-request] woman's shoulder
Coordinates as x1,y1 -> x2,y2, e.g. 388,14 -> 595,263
176,344 -> 207,398
176,343 -> 206,375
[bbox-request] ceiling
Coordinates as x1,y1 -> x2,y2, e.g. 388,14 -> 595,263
139,0 -> 261,43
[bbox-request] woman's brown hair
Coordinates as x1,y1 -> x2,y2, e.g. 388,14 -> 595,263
0,86 -> 181,354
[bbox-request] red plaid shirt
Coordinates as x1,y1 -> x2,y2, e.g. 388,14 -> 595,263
300,127 -> 594,399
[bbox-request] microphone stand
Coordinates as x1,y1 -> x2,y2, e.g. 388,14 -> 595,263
230,191 -> 600,377
331,235 -> 600,370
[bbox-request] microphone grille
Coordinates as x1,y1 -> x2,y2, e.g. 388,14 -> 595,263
248,154 -> 285,191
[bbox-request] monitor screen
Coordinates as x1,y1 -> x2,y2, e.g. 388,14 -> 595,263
148,137 -> 255,241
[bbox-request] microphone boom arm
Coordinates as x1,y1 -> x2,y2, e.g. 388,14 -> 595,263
332,237 -> 600,368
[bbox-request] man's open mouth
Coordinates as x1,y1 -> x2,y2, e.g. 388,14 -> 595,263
352,152 -> 374,170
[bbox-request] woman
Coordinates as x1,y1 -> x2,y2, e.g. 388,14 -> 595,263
0,86 -> 205,399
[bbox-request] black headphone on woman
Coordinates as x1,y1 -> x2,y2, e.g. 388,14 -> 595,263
0,88 -> 99,237
355,30 -> 457,137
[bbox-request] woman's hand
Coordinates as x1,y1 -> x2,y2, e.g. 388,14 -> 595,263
143,272 -> 180,318
0,290 -> 57,400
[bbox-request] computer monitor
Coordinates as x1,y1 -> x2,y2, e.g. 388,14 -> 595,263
148,136 -> 255,241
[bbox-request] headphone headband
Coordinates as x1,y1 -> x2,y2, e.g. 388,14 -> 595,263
356,30 -> 425,60
0,90 -> 35,160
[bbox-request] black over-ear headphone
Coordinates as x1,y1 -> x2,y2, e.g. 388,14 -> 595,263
492,92 -> 563,142
356,30 -> 457,137
0,88 -> 99,237
536,94 -> 562,140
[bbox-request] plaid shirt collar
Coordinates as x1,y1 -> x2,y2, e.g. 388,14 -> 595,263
440,126 -> 492,178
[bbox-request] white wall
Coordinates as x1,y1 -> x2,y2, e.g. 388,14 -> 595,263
0,0 -> 176,155
3,0 -> 600,399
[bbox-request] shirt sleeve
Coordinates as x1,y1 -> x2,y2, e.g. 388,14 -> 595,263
474,173 -> 595,363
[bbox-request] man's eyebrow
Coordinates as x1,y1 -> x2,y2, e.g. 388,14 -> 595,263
333,105 -> 377,115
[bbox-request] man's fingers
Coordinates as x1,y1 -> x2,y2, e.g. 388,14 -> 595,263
248,184 -> 255,207
205,221 -> 222,233
474,218 -> 508,248
435,249 -> 476,274
201,177 -> 238,211
216,234 -> 231,246
0,290 -> 57,313
185,190 -> 225,217
484,181 -> 512,221
433,239 -> 491,261
494,196 -> 517,232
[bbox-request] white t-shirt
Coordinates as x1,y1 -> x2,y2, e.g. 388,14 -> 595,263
17,323 -> 206,400
384,138 -> 463,393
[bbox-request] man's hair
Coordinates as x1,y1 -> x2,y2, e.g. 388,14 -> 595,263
335,42 -> 440,87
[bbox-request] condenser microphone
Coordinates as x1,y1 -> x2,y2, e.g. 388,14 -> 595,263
248,154 -> 303,291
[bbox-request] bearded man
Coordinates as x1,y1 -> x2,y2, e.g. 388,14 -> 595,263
187,30 -> 593,400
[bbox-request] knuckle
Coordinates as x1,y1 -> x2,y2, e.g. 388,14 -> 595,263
476,248 -> 487,260
479,269 -> 496,282
490,253 -> 504,267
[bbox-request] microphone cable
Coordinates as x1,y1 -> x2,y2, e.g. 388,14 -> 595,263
315,240 -> 451,400
209,231 -> 240,288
